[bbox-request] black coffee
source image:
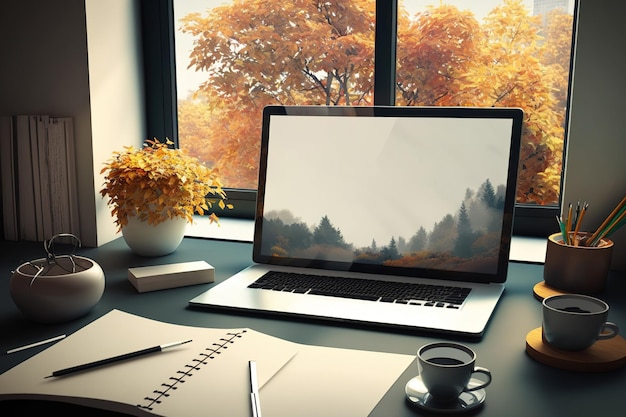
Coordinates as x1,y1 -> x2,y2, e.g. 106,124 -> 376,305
427,357 -> 464,366
558,306 -> 591,313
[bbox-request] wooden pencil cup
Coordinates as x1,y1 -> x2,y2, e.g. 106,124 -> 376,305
543,232 -> 613,294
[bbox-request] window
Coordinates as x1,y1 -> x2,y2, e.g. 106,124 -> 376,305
142,0 -> 578,235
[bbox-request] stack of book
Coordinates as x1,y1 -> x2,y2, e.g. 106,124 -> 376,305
0,115 -> 79,241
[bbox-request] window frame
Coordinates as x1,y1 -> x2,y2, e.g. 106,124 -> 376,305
140,0 -> 573,236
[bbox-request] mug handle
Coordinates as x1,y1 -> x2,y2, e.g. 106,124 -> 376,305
465,366 -> 492,392
597,322 -> 619,341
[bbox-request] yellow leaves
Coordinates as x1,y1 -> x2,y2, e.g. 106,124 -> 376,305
208,213 -> 220,225
176,0 -> 571,207
100,138 -> 232,230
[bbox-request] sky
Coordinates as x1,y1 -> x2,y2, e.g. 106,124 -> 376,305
172,0 -> 536,99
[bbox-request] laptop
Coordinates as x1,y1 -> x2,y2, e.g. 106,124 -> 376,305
190,105 -> 523,337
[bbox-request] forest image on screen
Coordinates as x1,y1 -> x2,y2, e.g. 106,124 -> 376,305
261,179 -> 505,274
259,115 -> 513,274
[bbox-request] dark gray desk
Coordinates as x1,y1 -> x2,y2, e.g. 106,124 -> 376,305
1,237 -> 625,416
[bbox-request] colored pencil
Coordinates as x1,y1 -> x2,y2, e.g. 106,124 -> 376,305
585,196 -> 626,247
573,202 -> 588,246
565,203 -> 573,245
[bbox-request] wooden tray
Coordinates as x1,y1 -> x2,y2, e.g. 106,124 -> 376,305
525,327 -> 626,372
532,281 -> 570,301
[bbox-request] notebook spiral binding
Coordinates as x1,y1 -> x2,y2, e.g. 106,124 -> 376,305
137,329 -> 248,411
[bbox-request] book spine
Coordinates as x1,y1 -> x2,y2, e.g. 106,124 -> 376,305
37,115 -> 53,240
60,118 -> 80,236
0,116 -> 18,240
47,118 -> 68,236
15,115 -> 37,241
46,117 -> 80,237
29,116 -> 44,241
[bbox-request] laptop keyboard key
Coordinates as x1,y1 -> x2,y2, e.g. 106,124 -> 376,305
249,271 -> 471,308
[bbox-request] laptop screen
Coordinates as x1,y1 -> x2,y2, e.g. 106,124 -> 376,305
254,106 -> 522,284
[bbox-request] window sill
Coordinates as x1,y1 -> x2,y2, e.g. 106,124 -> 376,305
509,235 -> 547,264
185,216 -> 254,243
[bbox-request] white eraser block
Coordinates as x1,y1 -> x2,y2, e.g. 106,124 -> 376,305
128,261 -> 215,293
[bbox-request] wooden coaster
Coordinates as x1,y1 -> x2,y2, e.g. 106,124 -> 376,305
532,281 -> 571,301
525,327 -> 626,372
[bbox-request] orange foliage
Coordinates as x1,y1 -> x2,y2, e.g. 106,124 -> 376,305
178,0 -> 375,189
177,0 -> 574,205
396,5 -> 481,106
100,139 -> 231,230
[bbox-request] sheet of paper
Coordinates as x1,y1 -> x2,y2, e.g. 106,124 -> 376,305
262,344 -> 414,417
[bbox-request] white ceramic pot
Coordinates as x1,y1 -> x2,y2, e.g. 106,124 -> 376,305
10,256 -> 105,323
122,215 -> 187,256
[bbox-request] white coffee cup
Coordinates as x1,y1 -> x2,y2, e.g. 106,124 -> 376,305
417,342 -> 491,403
542,294 -> 619,351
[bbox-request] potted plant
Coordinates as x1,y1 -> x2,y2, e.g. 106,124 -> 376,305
100,138 -> 232,256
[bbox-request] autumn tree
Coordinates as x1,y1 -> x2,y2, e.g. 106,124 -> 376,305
541,9 -> 574,116
429,214 -> 456,253
179,0 -> 375,188
178,0 -> 574,205
396,0 -> 568,205
469,0 -> 564,205
313,215 -> 347,248
408,226 -> 428,252
286,222 -> 314,251
380,237 -> 401,261
177,97 -> 219,167
454,201 -> 474,257
481,179 -> 497,209
397,236 -> 407,253
262,217 -> 288,253
396,5 -> 481,106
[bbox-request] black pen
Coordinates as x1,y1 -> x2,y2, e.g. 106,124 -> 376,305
44,339 -> 192,378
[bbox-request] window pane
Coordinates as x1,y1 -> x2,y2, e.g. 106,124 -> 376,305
174,0 -> 376,190
173,0 -> 575,209
397,0 -> 575,206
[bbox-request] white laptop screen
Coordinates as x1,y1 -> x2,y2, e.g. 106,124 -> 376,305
253,106 -> 523,284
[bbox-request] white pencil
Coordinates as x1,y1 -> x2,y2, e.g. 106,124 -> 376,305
6,334 -> 67,355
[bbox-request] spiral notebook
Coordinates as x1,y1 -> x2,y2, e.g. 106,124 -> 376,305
0,309 -> 414,416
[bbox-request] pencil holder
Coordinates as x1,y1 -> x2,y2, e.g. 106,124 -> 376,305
543,232 -> 613,294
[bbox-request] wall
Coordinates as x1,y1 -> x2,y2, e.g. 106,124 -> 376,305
563,0 -> 626,271
84,0 -> 146,246
0,0 -> 144,247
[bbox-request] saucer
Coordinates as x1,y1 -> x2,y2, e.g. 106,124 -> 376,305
405,375 -> 486,414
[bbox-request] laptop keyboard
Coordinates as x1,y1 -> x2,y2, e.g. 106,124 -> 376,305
248,271 -> 471,309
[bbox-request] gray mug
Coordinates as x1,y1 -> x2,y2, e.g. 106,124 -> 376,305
417,342 -> 491,403
542,294 -> 619,351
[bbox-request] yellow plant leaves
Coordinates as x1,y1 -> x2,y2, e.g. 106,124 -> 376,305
100,138 -> 232,230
